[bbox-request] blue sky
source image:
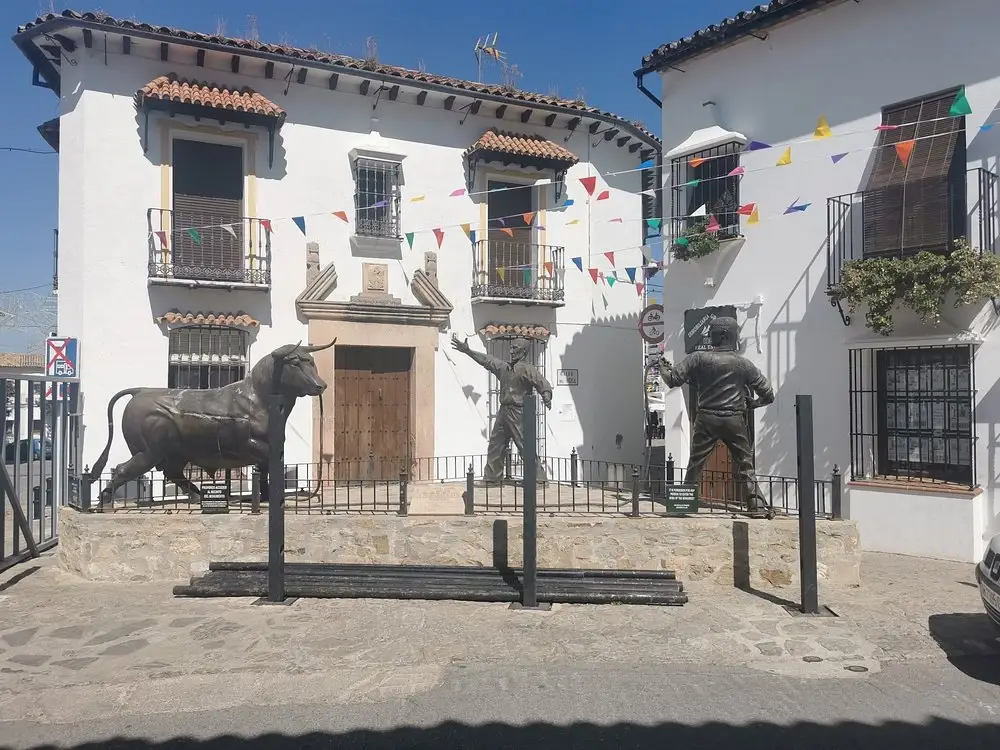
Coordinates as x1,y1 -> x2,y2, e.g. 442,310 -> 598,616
0,0 -> 752,351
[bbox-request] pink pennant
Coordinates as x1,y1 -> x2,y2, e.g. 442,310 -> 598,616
450,188 -> 467,197
705,215 -> 721,234
728,166 -> 745,176
737,203 -> 756,216
433,228 -> 444,247
636,283 -> 645,296
154,231 -> 168,249
260,219 -> 273,234
608,217 -> 623,223
588,268 -> 600,283
596,190 -> 610,201
604,251 -> 615,265
579,176 -> 597,196
875,124 -> 900,132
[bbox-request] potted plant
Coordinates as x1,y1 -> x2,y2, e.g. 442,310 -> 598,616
671,219 -> 721,262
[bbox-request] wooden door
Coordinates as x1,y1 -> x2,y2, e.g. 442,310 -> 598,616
333,346 -> 412,481
488,181 -> 534,290
689,384 -> 754,506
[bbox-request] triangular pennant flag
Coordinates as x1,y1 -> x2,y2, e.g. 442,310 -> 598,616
588,268 -> 600,283
949,87 -> 972,117
705,215 -> 721,234
813,115 -> 832,139
497,266 -> 506,282
609,217 -> 623,223
607,275 -> 617,288
688,157 -> 707,169
637,158 -> 655,169
544,261 -> 553,277
493,217 -> 506,226
831,153 -> 848,164
746,140 -> 771,151
221,224 -> 237,239
522,212 -> 535,226
604,251 -> 615,265
332,211 -> 349,223
640,189 -> 658,198
372,200 -> 387,209
747,206 -> 760,225
566,219 -> 580,226
580,176 -> 597,195
625,267 -> 636,283
409,195 -> 426,202
646,218 -> 662,230
562,199 -> 575,207
784,200 -> 812,214
524,268 -> 533,284
895,139 -> 915,167
405,232 -> 415,249
292,216 -> 306,235
737,203 -> 756,216
596,190 -> 610,201
776,147 -> 792,167
154,230 -> 168,249
572,257 -> 583,272
469,230 -> 476,245
728,166 -> 745,176
689,204 -> 707,218
500,227 -> 514,237
261,219 -> 273,234
645,266 -> 658,279
636,283 -> 645,296
980,124 -> 995,133
640,246 -> 652,263
674,237 -> 690,246
186,228 -> 201,244
684,179 -> 700,188
875,124 -> 899,132
450,188 -> 467,197
433,228 -> 444,248
460,223 -> 472,238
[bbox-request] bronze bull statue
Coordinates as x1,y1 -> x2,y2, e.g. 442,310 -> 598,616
86,339 -> 335,506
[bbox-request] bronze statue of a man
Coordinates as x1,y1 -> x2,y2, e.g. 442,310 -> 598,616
659,316 -> 775,517
451,335 -> 552,483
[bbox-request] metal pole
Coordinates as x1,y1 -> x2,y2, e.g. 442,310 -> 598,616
630,467 -> 640,517
795,395 -> 819,615
522,394 -> 538,608
266,359 -> 287,604
831,465 -> 842,520
465,464 -> 475,515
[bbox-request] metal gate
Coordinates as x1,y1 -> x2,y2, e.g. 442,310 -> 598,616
0,373 -> 81,573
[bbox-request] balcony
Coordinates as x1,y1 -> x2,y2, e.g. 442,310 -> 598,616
147,208 -> 271,290
471,239 -> 565,306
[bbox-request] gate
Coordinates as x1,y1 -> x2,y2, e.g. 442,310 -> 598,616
0,373 -> 81,573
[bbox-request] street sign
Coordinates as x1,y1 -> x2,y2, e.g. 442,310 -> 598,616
638,304 -> 665,344
683,306 -> 737,354
556,369 -> 579,386
45,337 -> 79,378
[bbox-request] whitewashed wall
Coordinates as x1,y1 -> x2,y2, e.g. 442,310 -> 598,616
54,40 -> 648,473
654,0 -> 1000,559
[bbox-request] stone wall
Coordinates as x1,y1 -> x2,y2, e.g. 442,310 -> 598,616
56,509 -> 861,589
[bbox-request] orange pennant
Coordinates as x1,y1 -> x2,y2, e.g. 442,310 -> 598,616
544,261 -> 554,276
522,212 -> 535,225
332,211 -> 349,223
688,157 -> 707,169
500,227 -> 514,237
895,139 -> 915,167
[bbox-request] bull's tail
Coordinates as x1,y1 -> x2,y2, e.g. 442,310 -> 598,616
86,388 -> 145,481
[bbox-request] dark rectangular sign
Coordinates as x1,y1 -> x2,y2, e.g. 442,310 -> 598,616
683,306 -> 737,354
200,481 -> 230,514
663,483 -> 699,514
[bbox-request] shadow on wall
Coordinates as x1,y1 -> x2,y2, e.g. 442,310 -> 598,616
561,311 -> 643,464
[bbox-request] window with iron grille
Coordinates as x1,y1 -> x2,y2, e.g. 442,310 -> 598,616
167,325 -> 250,390
848,345 -> 975,487
670,142 -> 741,241
863,88 -> 967,258
353,157 -> 402,239
486,337 -> 547,467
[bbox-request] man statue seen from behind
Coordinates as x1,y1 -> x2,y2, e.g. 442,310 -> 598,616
659,316 -> 776,518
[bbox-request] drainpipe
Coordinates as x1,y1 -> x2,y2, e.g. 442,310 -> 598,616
634,70 -> 663,109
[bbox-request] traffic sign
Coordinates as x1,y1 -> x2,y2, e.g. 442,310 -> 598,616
638,304 -> 665,344
45,337 -> 79,378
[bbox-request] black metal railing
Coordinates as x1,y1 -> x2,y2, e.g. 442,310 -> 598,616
471,240 -> 565,303
147,208 -> 272,286
826,167 -> 998,289
669,141 -> 742,245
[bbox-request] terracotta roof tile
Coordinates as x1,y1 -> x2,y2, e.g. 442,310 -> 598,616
465,128 -> 579,166
137,73 -> 285,121
155,311 -> 260,328
16,11 -> 658,147
479,323 -> 551,341
0,353 -> 44,370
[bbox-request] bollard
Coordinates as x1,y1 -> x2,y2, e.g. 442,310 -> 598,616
831,465 -> 843,520
81,464 -> 92,511
398,470 -> 408,516
795,395 -> 819,615
666,453 -> 675,485
630,467 -> 640,517
570,447 -> 578,487
465,464 -> 475,515
251,467 -> 261,515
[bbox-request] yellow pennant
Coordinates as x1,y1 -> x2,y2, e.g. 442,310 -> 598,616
409,195 -> 426,202
747,206 -> 760,225
776,147 -> 792,167
813,116 -> 832,139
497,266 -> 506,282
566,219 -> 580,226
460,222 -> 472,238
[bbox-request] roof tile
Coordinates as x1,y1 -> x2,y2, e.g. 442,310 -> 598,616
138,73 -> 285,121
155,311 -> 260,328
465,128 -> 579,166
0,353 -> 44,370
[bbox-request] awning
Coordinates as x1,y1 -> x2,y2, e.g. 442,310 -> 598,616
155,311 -> 260,328
464,128 -> 580,168
479,323 -> 551,341
136,73 -> 285,123
666,125 -> 747,159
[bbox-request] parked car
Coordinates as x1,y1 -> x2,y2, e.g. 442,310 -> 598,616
3,438 -> 53,464
975,535 -> 1000,629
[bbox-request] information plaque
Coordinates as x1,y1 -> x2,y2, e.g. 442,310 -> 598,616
663,483 -> 699,514
200,480 -> 230,514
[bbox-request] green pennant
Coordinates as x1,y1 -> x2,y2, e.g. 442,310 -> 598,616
524,268 -> 533,284
187,228 -> 201,244
684,179 -> 700,187
675,237 -> 690,246
405,232 -> 415,249
949,87 -> 972,117
606,275 -> 616,288
646,218 -> 662,230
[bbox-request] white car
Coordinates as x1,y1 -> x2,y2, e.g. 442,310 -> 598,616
975,534 -> 1000,629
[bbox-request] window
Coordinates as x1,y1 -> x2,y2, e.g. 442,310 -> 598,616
862,89 -> 967,258
171,139 -> 246,280
487,336 -> 547,468
486,180 -> 535,294
670,142 -> 741,241
354,158 -> 402,239
848,345 -> 975,487
641,154 -> 663,244
167,326 -> 249,389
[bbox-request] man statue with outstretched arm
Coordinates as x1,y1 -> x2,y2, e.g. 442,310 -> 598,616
451,335 -> 553,483
659,316 -> 776,518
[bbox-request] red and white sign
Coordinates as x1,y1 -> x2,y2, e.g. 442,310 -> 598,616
638,304 -> 665,344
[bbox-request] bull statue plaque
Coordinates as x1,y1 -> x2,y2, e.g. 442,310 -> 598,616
85,339 -> 335,507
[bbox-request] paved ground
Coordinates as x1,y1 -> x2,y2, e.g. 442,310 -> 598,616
0,551 -> 998,748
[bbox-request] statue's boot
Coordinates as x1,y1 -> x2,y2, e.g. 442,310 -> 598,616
746,493 -> 775,520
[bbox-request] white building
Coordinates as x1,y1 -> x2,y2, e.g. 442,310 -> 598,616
637,0 -> 1000,561
13,11 -> 660,482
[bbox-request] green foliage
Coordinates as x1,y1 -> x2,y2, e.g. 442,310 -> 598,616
671,219 -> 721,262
829,238 -> 1000,336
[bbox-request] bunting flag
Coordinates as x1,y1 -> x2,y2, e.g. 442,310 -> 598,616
566,219 -> 580,226
747,206 -> 760,225
596,190 -> 610,201
332,211 -> 349,223
636,283 -> 645,296
646,218 -> 661,230
981,124 -> 995,133
604,251 -> 615,265
497,266 -> 506,282
776,147 -> 792,167
674,236 -> 690,246
895,139 -> 915,167
433,228 -> 445,248
500,227 -> 514,237
784,200 -> 812,214
875,124 -> 899,132
409,195 -> 426,202
588,268 -> 600,283
625,267 -> 636,283
831,153 -> 848,164
261,219 -> 273,234
572,257 -> 583,272
606,275 -> 617,288
579,176 -> 597,195
524,268 -> 533,284
292,216 -> 306,235
544,261 -> 554,276
187,228 -> 201,244
522,212 -> 535,225
637,158 -> 655,169
689,204 -> 707,218
705,215 -> 721,234
405,232 -> 415,249
609,217 -> 623,223
469,229 -> 476,244
684,179 -> 700,188
728,166 -> 745,176
746,140 -> 771,151
222,224 -> 237,238
562,199 -> 576,207
737,203 -> 756,216
640,246 -> 652,263
450,188 -> 467,197
154,231 -> 168,249
813,115 -> 832,139
460,223 -> 472,239
644,266 -> 658,279
949,86 -> 972,117
688,157 -> 707,169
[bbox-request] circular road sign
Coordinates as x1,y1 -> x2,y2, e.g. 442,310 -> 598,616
639,304 -> 665,344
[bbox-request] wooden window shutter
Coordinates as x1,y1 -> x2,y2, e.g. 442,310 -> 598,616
863,91 -> 965,257
641,154 -> 662,242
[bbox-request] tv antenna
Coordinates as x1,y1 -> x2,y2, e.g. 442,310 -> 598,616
474,32 -> 505,82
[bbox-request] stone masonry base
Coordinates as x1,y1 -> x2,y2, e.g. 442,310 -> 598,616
56,508 -> 861,589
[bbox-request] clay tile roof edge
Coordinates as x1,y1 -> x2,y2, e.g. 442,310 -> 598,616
155,311 -> 261,328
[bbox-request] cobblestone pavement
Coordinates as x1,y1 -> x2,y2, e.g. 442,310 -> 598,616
0,550 -> 996,726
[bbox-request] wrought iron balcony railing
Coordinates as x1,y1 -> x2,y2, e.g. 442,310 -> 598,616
471,240 -> 565,304
147,208 -> 272,288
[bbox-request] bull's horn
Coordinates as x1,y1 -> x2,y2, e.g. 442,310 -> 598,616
303,338 -> 337,353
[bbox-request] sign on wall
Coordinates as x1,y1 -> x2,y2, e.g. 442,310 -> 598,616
683,306 -> 737,354
45,337 -> 79,378
638,304 -> 665,344
557,369 -> 579,386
